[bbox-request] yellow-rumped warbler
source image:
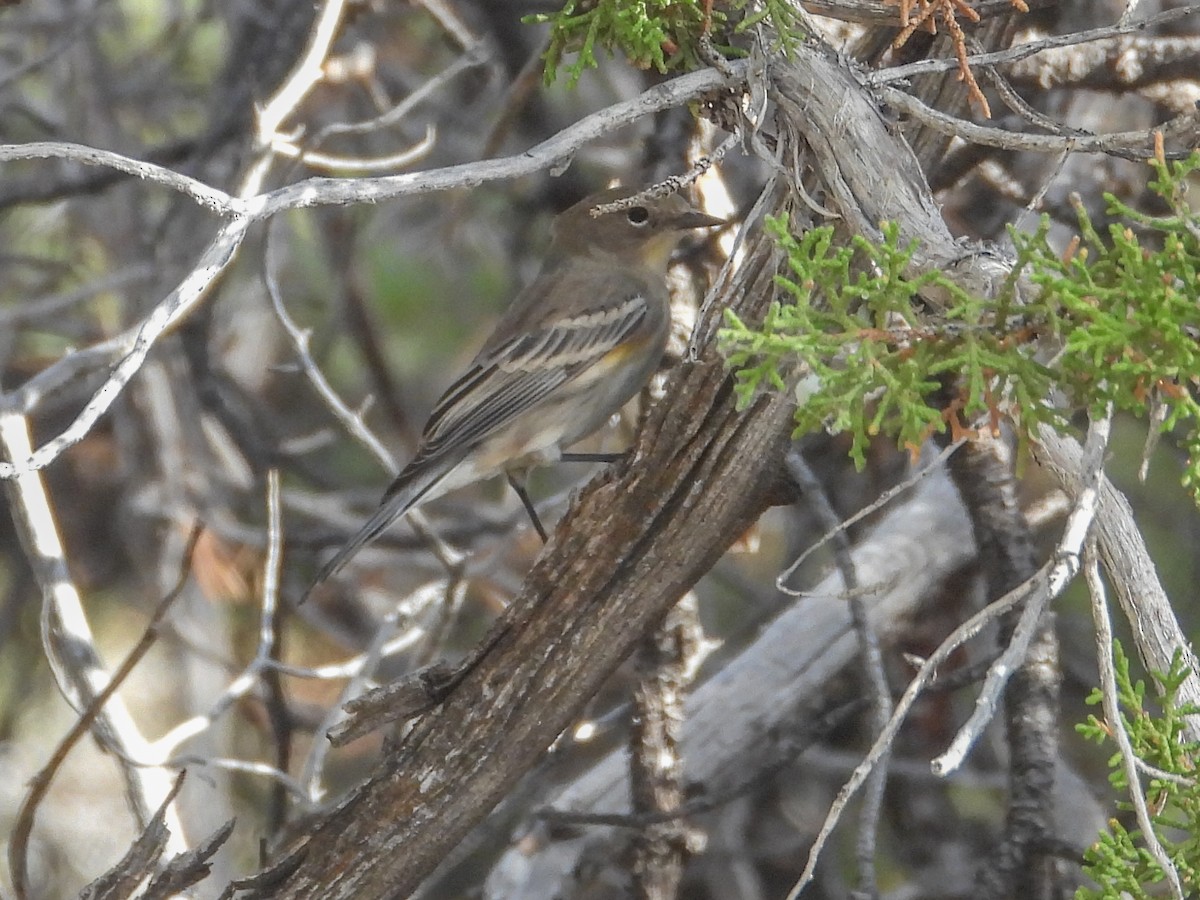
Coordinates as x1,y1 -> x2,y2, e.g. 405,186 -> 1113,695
314,186 -> 723,584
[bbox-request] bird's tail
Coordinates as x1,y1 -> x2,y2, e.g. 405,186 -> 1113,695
307,462 -> 449,594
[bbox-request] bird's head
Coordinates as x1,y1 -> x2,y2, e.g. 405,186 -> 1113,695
550,186 -> 725,272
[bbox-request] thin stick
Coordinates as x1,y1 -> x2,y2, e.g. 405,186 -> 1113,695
777,441 -> 964,595
785,450 -> 892,897
8,525 -> 202,900
783,560 -> 1051,900
1085,546 -> 1184,900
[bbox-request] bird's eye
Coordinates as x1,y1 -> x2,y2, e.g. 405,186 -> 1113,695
626,206 -> 650,226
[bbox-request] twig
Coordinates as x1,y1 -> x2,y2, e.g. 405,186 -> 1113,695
868,5 -> 1200,85
1032,425 -> 1200,742
588,132 -> 739,216
309,44 -> 487,144
975,50 -> 1083,137
148,473 -> 290,761
163,754 -> 311,804
252,0 -> 349,155
0,409 -> 189,851
1012,148 -> 1071,235
271,126 -> 436,173
786,415 -> 1111,900
264,629 -> 426,679
777,440 -> 964,595
1133,756 -> 1198,788
262,217 -> 396,474
300,578 -> 460,797
8,525 -> 202,900
1084,545 -> 1184,900
785,449 -> 891,899
783,560 -> 1051,900
0,141 -> 241,212
261,470 -> 293,835
929,582 -> 1049,775
876,83 -> 1199,160
262,214 -> 465,575
0,62 -> 748,485
931,414 -> 1108,775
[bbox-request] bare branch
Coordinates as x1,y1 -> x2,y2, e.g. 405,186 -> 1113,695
253,0 -> 350,148
7,525 -> 201,899
869,5 -> 1200,85
786,449 -> 892,897
0,62 -> 745,484
932,413 -> 1110,775
0,214 -> 250,471
1033,426 -> 1200,743
877,83 -> 1199,160
787,413 -> 1112,899
1084,545 -> 1184,899
0,142 -> 240,212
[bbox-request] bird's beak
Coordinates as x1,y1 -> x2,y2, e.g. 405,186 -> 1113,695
671,209 -> 726,230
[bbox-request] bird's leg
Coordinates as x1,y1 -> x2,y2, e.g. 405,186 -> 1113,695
506,472 -> 549,543
559,451 -> 627,464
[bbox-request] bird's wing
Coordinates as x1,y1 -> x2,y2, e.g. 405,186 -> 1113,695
402,286 -> 652,477
312,277 -> 655,587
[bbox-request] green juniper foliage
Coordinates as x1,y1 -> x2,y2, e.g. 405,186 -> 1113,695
526,0 -> 800,86
1076,642 -> 1200,898
719,151 -> 1200,501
